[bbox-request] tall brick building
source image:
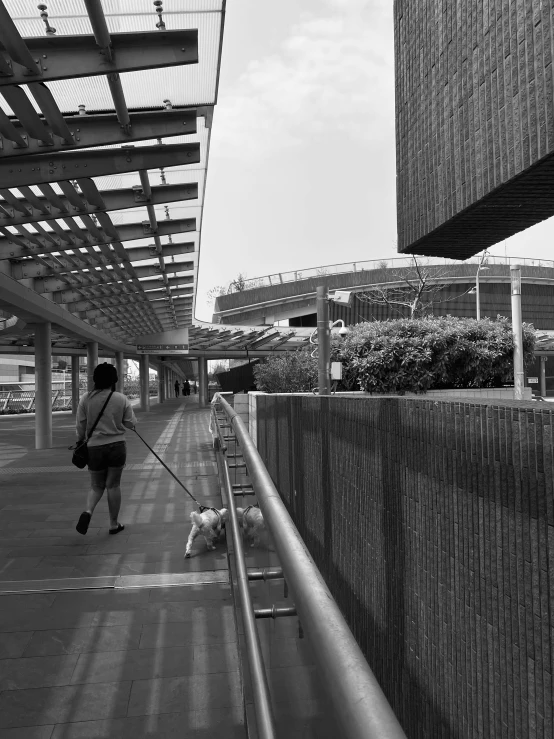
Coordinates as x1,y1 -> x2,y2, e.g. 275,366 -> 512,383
395,2 -> 554,259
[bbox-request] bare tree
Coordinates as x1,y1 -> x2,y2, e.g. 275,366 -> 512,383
358,257 -> 456,319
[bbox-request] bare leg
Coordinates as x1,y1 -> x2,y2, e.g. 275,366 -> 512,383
185,525 -> 199,557
86,485 -> 105,515
106,467 -> 124,531
106,486 -> 121,529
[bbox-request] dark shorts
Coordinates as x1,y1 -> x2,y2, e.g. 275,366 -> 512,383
87,442 -> 126,490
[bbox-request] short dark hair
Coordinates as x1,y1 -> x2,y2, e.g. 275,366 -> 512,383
93,362 -> 118,390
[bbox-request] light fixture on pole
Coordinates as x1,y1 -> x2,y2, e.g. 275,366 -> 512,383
474,250 -> 490,320
315,290 -> 352,395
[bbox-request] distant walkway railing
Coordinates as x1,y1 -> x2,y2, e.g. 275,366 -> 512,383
0,382 -> 159,414
227,255 -> 554,293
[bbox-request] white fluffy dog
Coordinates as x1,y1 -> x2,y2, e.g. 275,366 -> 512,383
236,505 -> 266,548
185,507 -> 228,558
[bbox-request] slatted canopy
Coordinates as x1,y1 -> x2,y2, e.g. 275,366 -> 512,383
0,0 -> 224,356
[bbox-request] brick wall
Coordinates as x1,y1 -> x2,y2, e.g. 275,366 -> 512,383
395,2 -> 554,258
256,394 -> 554,738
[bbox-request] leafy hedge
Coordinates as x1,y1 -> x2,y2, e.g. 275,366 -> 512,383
333,316 -> 536,394
253,347 -> 318,393
252,317 -> 536,395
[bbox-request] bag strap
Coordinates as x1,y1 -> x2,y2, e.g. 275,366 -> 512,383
85,390 -> 114,442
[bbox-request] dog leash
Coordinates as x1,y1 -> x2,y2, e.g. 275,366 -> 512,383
132,428 -> 205,511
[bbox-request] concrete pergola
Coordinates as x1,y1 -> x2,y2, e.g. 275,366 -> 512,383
0,1 -> 316,448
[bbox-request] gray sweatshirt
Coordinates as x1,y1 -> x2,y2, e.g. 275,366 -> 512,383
76,389 -> 137,447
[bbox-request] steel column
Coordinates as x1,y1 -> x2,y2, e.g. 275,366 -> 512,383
115,351 -> 124,393
35,322 -> 52,449
540,356 -> 547,398
71,354 -> 80,415
316,285 -> 331,395
139,354 -> 150,412
86,341 -> 98,391
198,357 -> 208,407
511,265 -> 524,400
158,364 -> 165,404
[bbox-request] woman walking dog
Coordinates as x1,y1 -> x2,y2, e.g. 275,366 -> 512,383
75,363 -> 137,536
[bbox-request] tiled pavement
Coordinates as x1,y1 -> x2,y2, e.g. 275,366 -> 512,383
0,397 -> 246,738
0,397 -> 340,739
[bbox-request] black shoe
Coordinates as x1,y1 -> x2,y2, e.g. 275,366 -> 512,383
76,512 -> 91,535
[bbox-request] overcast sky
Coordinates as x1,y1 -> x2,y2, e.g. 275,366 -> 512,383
195,0 -> 554,322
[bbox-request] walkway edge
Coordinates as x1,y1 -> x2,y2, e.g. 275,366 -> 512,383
0,570 -> 230,595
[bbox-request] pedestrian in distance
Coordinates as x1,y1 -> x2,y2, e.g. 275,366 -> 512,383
75,363 -> 137,536
184,379 -> 191,396
192,381 -> 197,394
174,380 -> 180,397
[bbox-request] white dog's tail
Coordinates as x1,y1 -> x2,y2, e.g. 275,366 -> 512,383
190,511 -> 203,527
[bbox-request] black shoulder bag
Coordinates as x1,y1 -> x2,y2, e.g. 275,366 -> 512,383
72,391 -> 114,469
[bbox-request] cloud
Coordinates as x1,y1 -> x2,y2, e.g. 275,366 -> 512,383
213,5 -> 394,159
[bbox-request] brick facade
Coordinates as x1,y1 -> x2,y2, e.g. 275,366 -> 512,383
395,2 -> 554,259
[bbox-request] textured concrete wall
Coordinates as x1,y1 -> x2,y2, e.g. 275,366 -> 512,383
395,2 -> 554,258
256,394 -> 554,738
215,263 -> 554,329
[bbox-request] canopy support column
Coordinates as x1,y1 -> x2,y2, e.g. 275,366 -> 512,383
86,342 -> 98,391
158,364 -> 165,404
198,357 -> 208,408
115,351 -> 124,393
139,354 -> 150,412
35,322 -> 52,449
71,355 -> 80,415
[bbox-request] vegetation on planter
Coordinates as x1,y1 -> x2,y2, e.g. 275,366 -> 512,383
253,348 -> 318,393
334,316 -> 535,394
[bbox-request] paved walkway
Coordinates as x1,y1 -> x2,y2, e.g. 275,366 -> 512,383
0,397 -> 245,738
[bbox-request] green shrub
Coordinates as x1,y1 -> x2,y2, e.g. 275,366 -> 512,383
333,316 -> 535,394
253,348 -> 318,393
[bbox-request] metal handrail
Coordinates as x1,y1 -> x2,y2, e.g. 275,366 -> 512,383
226,255 -> 554,293
211,403 -> 277,739
215,394 -> 408,739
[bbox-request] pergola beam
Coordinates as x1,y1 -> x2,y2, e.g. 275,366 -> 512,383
0,30 -> 198,87
126,241 -> 195,263
0,217 -> 196,259
0,183 -> 198,228
0,109 -> 197,159
0,142 -> 200,190
141,275 -> 194,291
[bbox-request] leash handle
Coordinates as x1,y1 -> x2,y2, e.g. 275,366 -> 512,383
132,427 -> 201,508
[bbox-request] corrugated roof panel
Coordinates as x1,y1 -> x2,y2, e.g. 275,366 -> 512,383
6,0 -> 222,25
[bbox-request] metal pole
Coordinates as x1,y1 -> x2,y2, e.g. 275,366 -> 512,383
511,265 -> 524,400
35,322 -> 52,449
316,285 -> 331,395
214,410 -> 277,739
217,395 -> 407,739
139,354 -> 150,412
115,351 -> 124,393
158,364 -> 165,404
475,268 -> 481,320
540,356 -> 547,398
86,341 -> 98,392
198,357 -> 208,407
71,354 -> 80,415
